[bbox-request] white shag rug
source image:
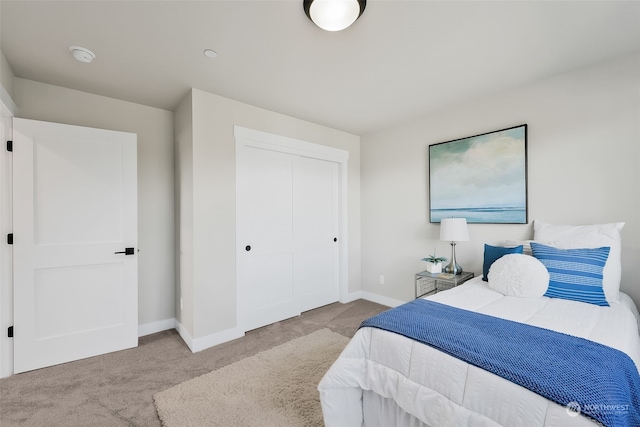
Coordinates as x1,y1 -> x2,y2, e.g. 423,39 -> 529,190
153,328 -> 349,427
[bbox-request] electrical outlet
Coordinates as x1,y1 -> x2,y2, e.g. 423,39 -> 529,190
380,275 -> 385,285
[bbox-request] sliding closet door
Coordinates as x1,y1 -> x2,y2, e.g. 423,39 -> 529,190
294,156 -> 339,313
237,146 -> 298,332
237,141 -> 340,333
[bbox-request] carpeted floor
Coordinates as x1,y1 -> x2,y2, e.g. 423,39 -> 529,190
154,329 -> 349,427
0,299 -> 387,426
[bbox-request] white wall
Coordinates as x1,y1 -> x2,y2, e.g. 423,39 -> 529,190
361,53 -> 640,305
174,90 -> 194,335
175,88 -> 361,345
0,50 -> 15,104
12,78 -> 176,333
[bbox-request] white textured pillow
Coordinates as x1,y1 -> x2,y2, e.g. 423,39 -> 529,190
533,220 -> 624,303
487,254 -> 549,298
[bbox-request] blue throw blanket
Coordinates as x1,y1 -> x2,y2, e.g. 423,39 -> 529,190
360,299 -> 640,427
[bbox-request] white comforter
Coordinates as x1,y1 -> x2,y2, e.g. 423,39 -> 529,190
318,277 -> 640,427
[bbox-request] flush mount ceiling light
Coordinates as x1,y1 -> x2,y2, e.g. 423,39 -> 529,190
303,0 -> 366,32
69,46 -> 96,63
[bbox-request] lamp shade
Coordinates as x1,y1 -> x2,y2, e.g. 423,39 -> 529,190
440,218 -> 469,242
303,0 -> 366,32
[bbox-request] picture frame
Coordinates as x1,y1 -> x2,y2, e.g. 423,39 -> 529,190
429,124 -> 528,224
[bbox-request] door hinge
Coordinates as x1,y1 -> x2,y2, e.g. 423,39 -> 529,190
7,326 -> 13,338
6,140 -> 12,152
7,233 -> 13,245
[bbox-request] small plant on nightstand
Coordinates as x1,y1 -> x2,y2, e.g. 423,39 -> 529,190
422,253 -> 447,274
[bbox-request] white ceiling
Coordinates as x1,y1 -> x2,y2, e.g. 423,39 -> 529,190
1,1 -> 639,135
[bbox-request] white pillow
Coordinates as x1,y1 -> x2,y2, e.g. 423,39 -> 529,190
487,254 -> 549,298
533,220 -> 624,303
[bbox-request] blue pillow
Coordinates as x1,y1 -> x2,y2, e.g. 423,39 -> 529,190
483,244 -> 523,281
530,242 -> 610,306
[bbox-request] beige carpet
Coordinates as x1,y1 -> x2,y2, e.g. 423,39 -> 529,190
153,328 -> 350,427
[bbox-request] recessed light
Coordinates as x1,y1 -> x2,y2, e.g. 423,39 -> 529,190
69,46 -> 96,63
203,49 -> 218,59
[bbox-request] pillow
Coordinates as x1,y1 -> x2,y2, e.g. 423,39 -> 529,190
487,254 -> 549,298
483,244 -> 523,281
531,242 -> 610,306
533,220 -> 623,303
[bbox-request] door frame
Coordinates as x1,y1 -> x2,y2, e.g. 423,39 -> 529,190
0,92 -> 16,378
234,126 -> 349,330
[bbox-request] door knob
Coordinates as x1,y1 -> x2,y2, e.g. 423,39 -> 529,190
115,247 -> 135,255
245,245 -> 251,251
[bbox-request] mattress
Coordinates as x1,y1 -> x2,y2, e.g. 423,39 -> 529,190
318,277 -> 640,427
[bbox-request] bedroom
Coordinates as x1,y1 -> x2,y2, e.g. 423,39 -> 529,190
0,0 -> 639,425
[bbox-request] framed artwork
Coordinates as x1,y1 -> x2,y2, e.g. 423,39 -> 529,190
429,124 -> 528,224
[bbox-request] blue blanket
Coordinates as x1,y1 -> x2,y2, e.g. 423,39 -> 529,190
360,299 -> 640,427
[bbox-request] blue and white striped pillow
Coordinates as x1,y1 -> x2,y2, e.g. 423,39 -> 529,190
530,242 -> 610,306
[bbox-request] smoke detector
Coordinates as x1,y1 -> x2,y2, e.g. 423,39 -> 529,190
69,46 -> 96,63
203,49 -> 218,59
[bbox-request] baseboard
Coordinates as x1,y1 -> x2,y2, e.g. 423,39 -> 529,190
138,318 -> 176,337
175,320 -> 245,353
166,289 -> 404,353
174,321 -> 193,350
359,291 -> 405,308
341,290 -> 405,308
340,290 -> 363,303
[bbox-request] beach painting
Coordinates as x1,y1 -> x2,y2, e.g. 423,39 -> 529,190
429,124 -> 528,224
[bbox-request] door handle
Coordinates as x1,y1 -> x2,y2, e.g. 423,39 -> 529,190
115,247 -> 135,255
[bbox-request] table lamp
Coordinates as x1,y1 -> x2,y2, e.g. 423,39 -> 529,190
439,218 -> 469,275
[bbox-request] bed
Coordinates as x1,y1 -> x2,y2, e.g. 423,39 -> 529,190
318,221 -> 640,427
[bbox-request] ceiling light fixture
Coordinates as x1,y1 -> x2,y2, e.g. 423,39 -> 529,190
69,46 -> 96,63
303,0 -> 366,32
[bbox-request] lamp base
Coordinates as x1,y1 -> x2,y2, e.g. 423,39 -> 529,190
443,261 -> 463,275
444,242 -> 463,275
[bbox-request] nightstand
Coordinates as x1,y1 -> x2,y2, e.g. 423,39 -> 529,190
415,271 -> 474,299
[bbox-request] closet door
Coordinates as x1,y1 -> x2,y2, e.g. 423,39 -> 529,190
237,145 -> 339,332
237,146 -> 298,332
294,156 -> 339,313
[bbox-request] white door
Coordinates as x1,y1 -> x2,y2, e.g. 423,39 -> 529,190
294,156 -> 339,313
12,118 -> 138,374
237,143 -> 339,332
237,146 -> 298,331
